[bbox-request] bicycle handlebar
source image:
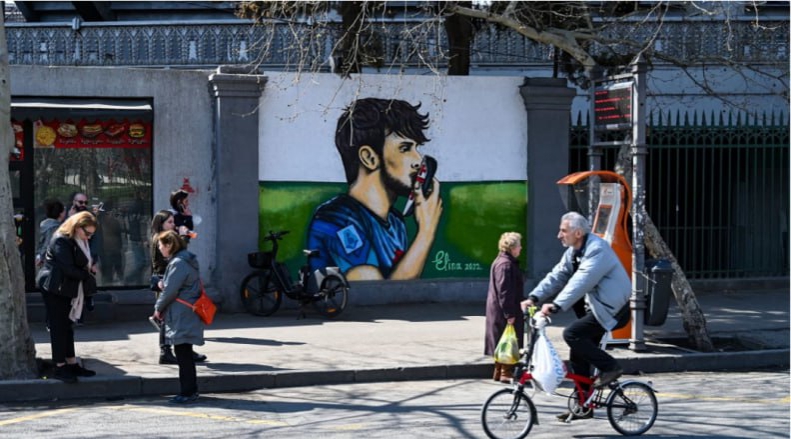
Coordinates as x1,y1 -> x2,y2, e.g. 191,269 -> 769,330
265,230 -> 290,241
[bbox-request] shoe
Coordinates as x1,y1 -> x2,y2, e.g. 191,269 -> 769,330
556,411 -> 594,422
193,352 -> 207,363
169,393 -> 199,404
159,348 -> 178,365
68,363 -> 96,377
594,368 -> 623,388
52,365 -> 77,383
492,363 -> 502,382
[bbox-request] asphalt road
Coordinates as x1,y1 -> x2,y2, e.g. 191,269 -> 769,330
0,370 -> 788,438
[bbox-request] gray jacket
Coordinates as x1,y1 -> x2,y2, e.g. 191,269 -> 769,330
529,233 -> 630,331
37,218 -> 61,261
155,249 -> 204,346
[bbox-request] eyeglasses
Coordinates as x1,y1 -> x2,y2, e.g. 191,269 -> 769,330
81,227 -> 94,238
75,200 -> 87,205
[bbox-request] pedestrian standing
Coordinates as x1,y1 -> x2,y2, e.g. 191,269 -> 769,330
36,211 -> 99,383
152,230 -> 204,404
484,232 -> 525,383
150,210 -> 207,365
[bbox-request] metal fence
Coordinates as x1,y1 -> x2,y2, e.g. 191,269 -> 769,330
571,111 -> 790,279
5,18 -> 788,68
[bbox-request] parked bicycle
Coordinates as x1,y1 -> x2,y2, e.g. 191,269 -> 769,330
240,230 -> 349,318
481,307 -> 658,438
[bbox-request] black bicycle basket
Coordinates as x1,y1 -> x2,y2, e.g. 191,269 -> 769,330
247,251 -> 273,269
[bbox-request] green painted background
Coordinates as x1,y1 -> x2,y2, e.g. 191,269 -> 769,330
258,181 -> 527,279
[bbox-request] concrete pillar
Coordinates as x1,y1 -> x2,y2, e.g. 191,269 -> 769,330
209,66 -> 266,310
520,78 -> 577,282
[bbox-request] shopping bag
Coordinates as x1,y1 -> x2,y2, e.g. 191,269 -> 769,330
530,328 -> 566,394
176,282 -> 217,325
494,323 -> 519,365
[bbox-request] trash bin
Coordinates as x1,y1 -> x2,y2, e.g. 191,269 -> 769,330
644,259 -> 673,326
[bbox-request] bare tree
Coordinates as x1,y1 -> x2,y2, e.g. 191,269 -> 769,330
237,1 -> 788,351
0,17 -> 38,379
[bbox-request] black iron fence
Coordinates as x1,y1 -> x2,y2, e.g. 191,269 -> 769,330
571,111 -> 790,279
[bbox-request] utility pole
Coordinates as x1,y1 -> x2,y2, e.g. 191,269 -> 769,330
629,56 -> 648,351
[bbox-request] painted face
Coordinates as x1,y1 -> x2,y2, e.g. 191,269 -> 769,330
380,131 -> 421,197
158,240 -> 172,258
558,219 -> 583,249
162,216 -> 175,231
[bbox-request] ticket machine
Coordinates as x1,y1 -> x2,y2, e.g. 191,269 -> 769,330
557,170 -> 633,343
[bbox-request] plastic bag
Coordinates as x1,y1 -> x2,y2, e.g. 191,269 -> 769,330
531,328 -> 566,394
494,323 -> 519,365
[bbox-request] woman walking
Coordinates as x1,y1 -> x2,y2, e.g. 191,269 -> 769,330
36,211 -> 99,383
484,232 -> 525,383
152,230 -> 204,403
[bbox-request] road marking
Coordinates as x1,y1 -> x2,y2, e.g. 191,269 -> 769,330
108,404 -> 289,426
0,408 -> 76,426
659,392 -> 785,405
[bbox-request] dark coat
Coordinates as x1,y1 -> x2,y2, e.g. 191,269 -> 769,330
484,252 -> 525,356
36,235 -> 97,298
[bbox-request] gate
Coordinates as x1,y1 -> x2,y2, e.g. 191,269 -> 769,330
571,110 -> 790,279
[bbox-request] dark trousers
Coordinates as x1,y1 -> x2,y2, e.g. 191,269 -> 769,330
41,292 -> 75,363
174,343 -> 197,396
563,304 -> 630,377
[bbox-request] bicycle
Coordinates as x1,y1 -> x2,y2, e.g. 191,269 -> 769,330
481,307 -> 658,438
240,230 -> 349,318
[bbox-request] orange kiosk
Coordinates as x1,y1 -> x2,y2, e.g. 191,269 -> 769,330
557,170 -> 633,343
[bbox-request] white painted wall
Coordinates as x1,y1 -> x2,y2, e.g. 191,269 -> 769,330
258,73 -> 528,183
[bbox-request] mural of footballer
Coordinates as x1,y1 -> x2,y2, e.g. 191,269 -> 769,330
306,98 -> 443,281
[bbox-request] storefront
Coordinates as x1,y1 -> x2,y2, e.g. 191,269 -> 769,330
10,98 -> 153,291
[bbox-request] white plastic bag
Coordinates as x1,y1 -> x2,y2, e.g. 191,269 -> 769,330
531,328 -> 566,394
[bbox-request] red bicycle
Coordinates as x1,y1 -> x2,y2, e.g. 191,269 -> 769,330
481,308 -> 658,438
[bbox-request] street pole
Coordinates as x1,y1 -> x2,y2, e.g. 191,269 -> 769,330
630,56 -> 648,351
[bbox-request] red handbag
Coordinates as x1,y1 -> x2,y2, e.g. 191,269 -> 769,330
176,281 -> 217,325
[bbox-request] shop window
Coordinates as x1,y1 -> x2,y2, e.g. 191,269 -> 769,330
11,99 -> 153,289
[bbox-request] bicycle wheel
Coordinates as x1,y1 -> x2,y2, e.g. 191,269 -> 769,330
240,271 -> 282,316
481,388 -> 536,439
313,274 -> 348,318
606,382 -> 657,436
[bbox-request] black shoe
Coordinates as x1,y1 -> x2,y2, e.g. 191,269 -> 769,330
169,393 -> 199,404
52,365 -> 77,383
594,368 -> 623,389
159,348 -> 178,365
68,363 -> 96,377
193,352 -> 207,363
556,411 -> 593,422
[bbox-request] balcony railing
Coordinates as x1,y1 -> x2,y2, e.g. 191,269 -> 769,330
6,18 -> 789,70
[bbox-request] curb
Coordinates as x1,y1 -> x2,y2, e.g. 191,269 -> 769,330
2,349 -> 787,404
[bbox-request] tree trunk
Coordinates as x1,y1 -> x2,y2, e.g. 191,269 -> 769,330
644,216 -> 715,351
336,1 -> 363,75
615,142 -> 715,352
0,19 -> 38,379
444,11 -> 474,76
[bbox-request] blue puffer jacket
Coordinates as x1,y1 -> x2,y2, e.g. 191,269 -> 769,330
155,249 -> 204,346
529,233 -> 630,331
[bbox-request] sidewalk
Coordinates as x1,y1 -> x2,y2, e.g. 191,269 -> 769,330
2,288 -> 788,403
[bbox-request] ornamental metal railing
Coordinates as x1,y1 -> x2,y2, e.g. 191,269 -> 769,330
5,18 -> 789,69
571,110 -> 790,279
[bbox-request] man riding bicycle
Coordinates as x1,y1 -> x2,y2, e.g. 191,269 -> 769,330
521,212 -> 630,420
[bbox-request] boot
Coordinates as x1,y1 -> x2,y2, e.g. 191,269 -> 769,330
500,364 -> 515,383
159,346 -> 178,365
492,362 -> 502,382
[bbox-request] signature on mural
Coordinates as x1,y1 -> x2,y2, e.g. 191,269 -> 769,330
432,250 -> 484,272
306,98 -> 443,281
